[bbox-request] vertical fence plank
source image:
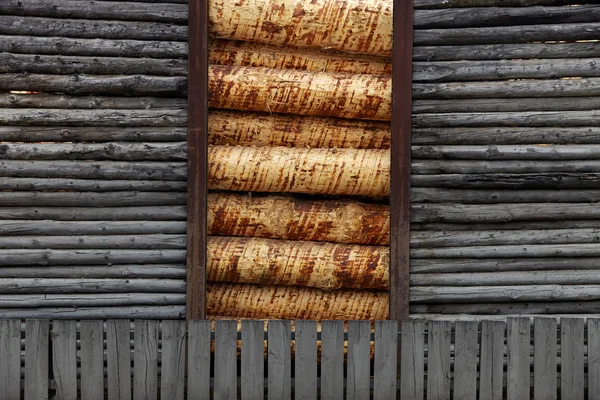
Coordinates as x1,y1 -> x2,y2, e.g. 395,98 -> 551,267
561,317 -> 584,399
161,320 -> 186,400
242,320 -> 265,400
400,320 -> 425,400
320,321 -> 344,400
427,321 -> 451,400
267,320 -> 291,400
187,320 -> 211,400
51,320 -> 77,400
454,321 -> 478,400
533,318 -> 557,400
347,321 -> 371,400
295,320 -> 317,400
507,317 -> 531,400
374,320 -> 398,400
24,319 -> 49,400
214,320 -> 237,400
80,320 -> 104,400
107,319 -> 132,400
0,320 -> 21,400
134,320 -> 159,400
479,320 -> 504,400
589,318 -> 600,400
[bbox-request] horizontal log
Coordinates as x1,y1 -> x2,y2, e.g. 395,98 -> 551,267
0,249 -> 186,266
413,98 -> 600,114
412,243 -> 600,259
0,160 -> 186,180
208,146 -> 389,196
0,278 -> 185,294
414,0 -> 584,8
0,142 -> 186,160
416,110 -> 600,127
412,271 -> 600,287
0,15 -> 187,40
0,220 -> 186,236
207,283 -> 388,320
208,66 -> 391,120
0,0 -> 188,24
413,173 -> 600,189
0,306 -> 185,319
0,53 -> 186,76
0,293 -> 185,308
411,302 -> 600,315
0,93 -> 187,109
414,43 -> 600,61
0,207 -> 187,221
207,236 -> 388,290
0,74 -> 187,96
0,234 -> 185,250
0,265 -> 185,279
412,128 -> 600,146
207,192 -> 389,245
413,160 -> 600,174
0,179 -> 186,192
412,221 -> 600,232
412,145 -> 600,160
414,187 -> 600,204
411,258 -> 600,274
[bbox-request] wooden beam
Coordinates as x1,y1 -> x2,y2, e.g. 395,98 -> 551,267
390,0 -> 413,321
186,0 -> 207,320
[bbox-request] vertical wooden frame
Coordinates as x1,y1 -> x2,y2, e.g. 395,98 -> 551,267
187,0 -> 208,319
390,0 -> 413,320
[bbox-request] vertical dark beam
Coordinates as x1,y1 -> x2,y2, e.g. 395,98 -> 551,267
187,0 -> 208,320
390,0 -> 413,321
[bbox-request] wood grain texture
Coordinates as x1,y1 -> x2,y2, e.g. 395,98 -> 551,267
507,317 -> 530,400
427,321 -> 451,400
347,321 -> 371,400
0,320 -> 21,400
373,320 -> 397,400
134,320 -> 158,400
24,319 -> 49,400
160,321 -> 186,400
214,320 -> 237,400
51,320 -> 77,400
479,320 -> 504,400
187,320 -> 211,400
320,321 -> 344,400
80,321 -> 104,400
267,320 -> 291,400
400,321 -> 425,400
107,320 -> 132,400
533,318 -> 557,400
561,318 -> 585,399
453,321 -> 478,400
241,321 -> 265,400
294,321 -> 317,400
589,318 -> 600,400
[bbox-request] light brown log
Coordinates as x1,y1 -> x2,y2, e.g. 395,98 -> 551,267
0,306 -> 185,319
414,98 -> 600,114
0,278 -> 184,294
0,293 -> 185,308
206,283 -> 388,320
207,192 -> 389,245
208,66 -> 391,120
0,179 -> 186,192
412,145 -> 600,160
0,220 -> 186,236
207,236 -> 388,290
413,173 -> 600,189
411,258 -> 600,274
0,235 -> 185,250
0,249 -> 186,266
0,265 -> 185,279
209,40 -> 391,75
0,94 -> 187,109
0,207 -> 187,221
208,146 -> 389,196
412,271 -> 600,287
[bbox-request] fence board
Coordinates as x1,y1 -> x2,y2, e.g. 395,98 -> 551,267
241,320 -> 264,400
0,319 -> 21,400
80,320 -> 104,400
427,321 -> 451,400
187,320 -> 211,400
561,318 -> 585,399
267,320 -> 291,400
107,319 -> 132,400
294,320 -> 317,400
589,318 -> 600,400
507,317 -> 531,400
24,319 -> 49,400
453,321 -> 478,400
51,320 -> 77,400
320,320 -> 344,400
373,320 -> 398,400
161,320 -> 186,400
400,320 -> 425,400
479,320 -> 504,400
214,320 -> 237,400
347,321 -> 371,400
134,320 -> 158,400
533,318 -> 557,400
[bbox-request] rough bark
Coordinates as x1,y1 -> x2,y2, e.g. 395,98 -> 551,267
208,146 -> 389,196
207,236 -> 388,290
0,207 -> 187,221
413,173 -> 600,189
206,283 -> 388,320
412,145 -> 600,161
414,111 -> 600,128
207,192 -> 389,245
0,220 -> 186,236
208,66 -> 391,120
0,249 -> 186,266
0,293 -> 185,308
411,257 -> 600,274
412,188 -> 600,203
0,234 -> 185,250
0,179 -> 186,192
412,271 -> 600,287
0,94 -> 187,109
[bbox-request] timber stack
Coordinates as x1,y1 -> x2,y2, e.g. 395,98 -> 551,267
1,0 -> 600,319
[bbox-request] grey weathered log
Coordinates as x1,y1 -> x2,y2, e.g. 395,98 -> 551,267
0,265 -> 185,279
412,271 -> 600,287
415,23 -> 600,45
0,180 -> 186,192
413,173 -> 600,189
0,220 -> 186,236
0,35 -> 187,58
415,5 -> 600,29
412,257 -> 600,274
414,43 -> 600,61
0,306 -> 185,319
413,220 -> 600,232
0,15 -> 187,40
0,206 -> 187,221
0,192 -> 185,206
0,0 -> 187,23
0,278 -> 185,294
414,98 -> 600,114
410,302 -> 600,315
0,293 -> 185,308
0,234 -> 185,250
0,73 -> 186,96
414,0 -> 584,8
0,53 -> 187,76
0,127 -> 187,143
0,94 -> 187,110
0,249 -> 186,265
414,58 -> 600,82
415,111 -> 600,128
412,128 -> 600,146
412,145 -> 600,160
0,142 -> 186,160
412,243 -> 600,259
412,188 -> 600,203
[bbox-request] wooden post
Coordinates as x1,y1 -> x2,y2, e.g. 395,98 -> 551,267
187,0 -> 208,320
390,0 -> 413,320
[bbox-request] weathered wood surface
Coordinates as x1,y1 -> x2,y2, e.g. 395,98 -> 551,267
0,220 -> 186,236
589,318 -> 600,400
0,294 -> 184,308
51,320 -> 77,400
415,111 -> 600,128
427,321 -> 451,400
373,321 -> 397,400
507,318 -> 530,400
0,110 -> 187,127
0,278 -> 184,294
413,243 -> 600,259
479,320 -> 504,400
0,320 -> 20,400
412,257 -> 600,274
414,173 -> 600,189
414,97 -> 600,114
400,320 -> 424,400
134,320 -> 158,400
453,321 -> 478,400
561,318 -> 585,399
0,206 -> 187,221
0,234 -> 185,250
160,320 -> 186,400
241,320 -> 264,400
187,320 -> 211,400
414,188 -> 600,204
413,145 -> 600,160
413,220 -> 600,232
24,319 -> 49,400
0,248 -> 185,265
0,265 -> 184,279
267,320 -> 291,400
294,320 -> 317,400
0,306 -> 185,319
0,179 -> 185,193
0,192 -> 185,207
107,319 -> 132,400
80,320 -> 104,400
533,318 -> 557,400
0,94 -> 187,110
412,271 -> 600,288
214,321 -> 237,400
414,0 -> 580,7
347,321 -> 370,400
320,321 -> 344,400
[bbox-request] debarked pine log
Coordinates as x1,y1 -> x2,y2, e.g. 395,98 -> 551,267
208,146 -> 389,196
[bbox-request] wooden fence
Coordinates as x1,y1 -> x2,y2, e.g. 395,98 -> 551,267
1,317 -> 598,399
